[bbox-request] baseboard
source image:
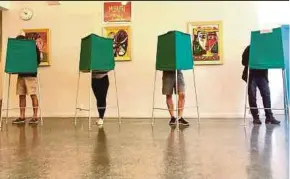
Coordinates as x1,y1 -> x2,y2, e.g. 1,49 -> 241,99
4,112 -> 285,119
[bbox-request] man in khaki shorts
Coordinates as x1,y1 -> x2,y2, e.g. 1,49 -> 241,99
162,70 -> 189,126
12,35 -> 41,125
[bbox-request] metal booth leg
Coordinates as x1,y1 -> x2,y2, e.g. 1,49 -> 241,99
282,69 -> 289,121
37,74 -> 43,126
151,70 -> 157,126
113,70 -> 121,124
5,74 -> 11,124
192,68 -> 200,124
0,73 -> 7,129
88,71 -> 92,131
74,72 -> 81,126
243,67 -> 250,126
176,70 -> 179,130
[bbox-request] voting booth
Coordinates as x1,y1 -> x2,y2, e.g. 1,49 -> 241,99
74,34 -> 120,130
281,25 -> 290,104
244,25 -> 290,124
151,31 -> 200,126
0,38 -> 43,128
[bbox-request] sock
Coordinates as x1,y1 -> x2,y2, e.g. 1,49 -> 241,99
178,116 -> 182,120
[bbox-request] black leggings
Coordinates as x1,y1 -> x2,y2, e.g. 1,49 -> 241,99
91,76 -> 109,119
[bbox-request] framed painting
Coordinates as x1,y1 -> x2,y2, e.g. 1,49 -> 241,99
102,25 -> 131,61
103,1 -> 131,23
23,28 -> 50,67
187,21 -> 223,65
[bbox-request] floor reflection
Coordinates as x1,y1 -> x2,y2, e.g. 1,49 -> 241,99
90,126 -> 110,178
163,126 -> 189,179
247,125 -> 278,179
0,118 -> 288,179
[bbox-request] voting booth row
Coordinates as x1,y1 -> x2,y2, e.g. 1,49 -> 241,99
2,26 -> 288,129
0,31 -> 200,130
244,25 -> 290,124
0,38 -> 43,129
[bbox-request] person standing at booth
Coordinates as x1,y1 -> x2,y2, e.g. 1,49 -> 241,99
12,35 -> 41,125
242,45 -> 280,125
162,70 -> 189,126
91,71 -> 109,125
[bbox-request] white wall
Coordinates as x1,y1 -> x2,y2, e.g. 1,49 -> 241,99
1,1 -> 285,119
0,1 -> 10,10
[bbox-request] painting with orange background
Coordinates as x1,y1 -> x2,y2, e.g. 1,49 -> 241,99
23,29 -> 50,66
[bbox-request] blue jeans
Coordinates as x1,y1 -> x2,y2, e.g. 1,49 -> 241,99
248,76 -> 273,119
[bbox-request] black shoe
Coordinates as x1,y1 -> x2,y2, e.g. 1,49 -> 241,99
12,118 -> 26,124
169,117 -> 177,125
265,116 -> 280,125
178,117 -> 189,126
29,118 -> 39,125
253,118 -> 262,125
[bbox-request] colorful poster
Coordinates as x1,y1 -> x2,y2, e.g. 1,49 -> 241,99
104,1 -> 131,22
23,28 -> 50,66
103,26 -> 131,61
188,21 -> 223,65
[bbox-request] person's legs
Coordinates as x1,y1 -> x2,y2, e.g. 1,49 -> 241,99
96,76 -> 109,119
166,95 -> 175,118
30,95 -> 38,119
162,71 -> 176,125
256,77 -> 280,124
19,95 -> 26,119
176,71 -> 188,126
91,76 -> 109,125
13,76 -> 27,124
25,77 -> 39,124
248,78 -> 261,124
177,92 -> 185,118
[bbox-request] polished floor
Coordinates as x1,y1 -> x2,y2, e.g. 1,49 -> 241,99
0,118 -> 289,179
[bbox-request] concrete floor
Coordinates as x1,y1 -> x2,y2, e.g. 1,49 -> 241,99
0,118 -> 289,179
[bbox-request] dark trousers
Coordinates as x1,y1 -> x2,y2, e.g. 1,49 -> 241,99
248,76 -> 273,119
91,76 -> 109,119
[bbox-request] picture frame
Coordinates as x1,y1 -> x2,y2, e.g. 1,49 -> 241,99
103,1 -> 132,23
102,25 -> 131,61
187,21 -> 223,65
23,28 -> 50,67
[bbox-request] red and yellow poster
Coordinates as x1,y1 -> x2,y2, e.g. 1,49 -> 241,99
23,28 -> 50,67
103,25 -> 131,61
188,21 -> 223,65
104,2 -> 131,22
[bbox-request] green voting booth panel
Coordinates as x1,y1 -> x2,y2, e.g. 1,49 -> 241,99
79,34 -> 115,72
5,38 -> 37,74
249,27 -> 285,69
156,31 -> 194,71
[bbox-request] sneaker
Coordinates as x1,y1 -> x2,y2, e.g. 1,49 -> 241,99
169,117 -> 177,125
12,118 -> 25,124
178,117 -> 189,126
97,119 -> 104,125
29,118 -> 39,125
265,116 -> 280,125
253,118 -> 262,125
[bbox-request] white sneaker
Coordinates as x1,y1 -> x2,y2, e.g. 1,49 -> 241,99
97,119 -> 104,125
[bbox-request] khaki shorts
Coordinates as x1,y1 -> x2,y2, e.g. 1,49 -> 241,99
16,76 -> 38,95
162,71 -> 185,95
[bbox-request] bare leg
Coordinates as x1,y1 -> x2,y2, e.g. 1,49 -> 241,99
31,95 -> 38,119
178,92 -> 185,118
166,95 -> 175,117
19,95 -> 26,119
